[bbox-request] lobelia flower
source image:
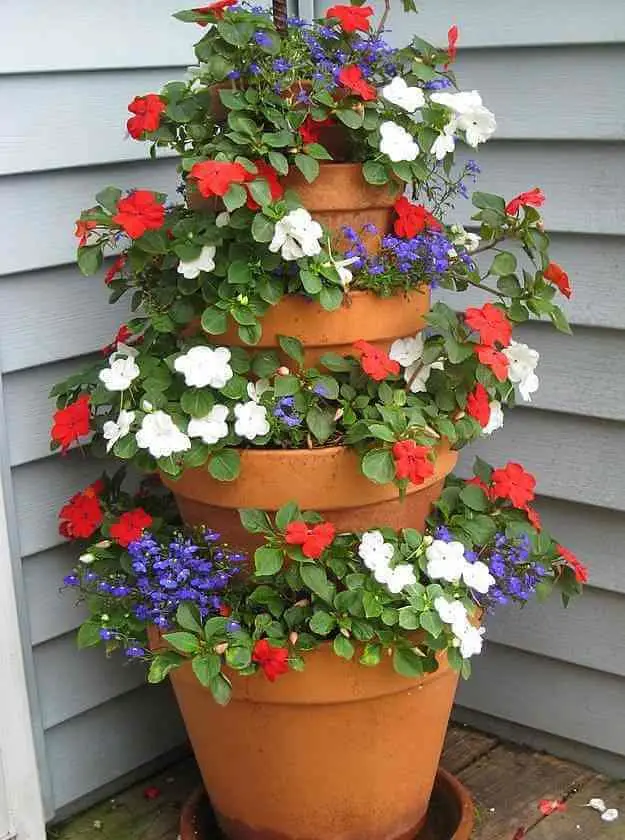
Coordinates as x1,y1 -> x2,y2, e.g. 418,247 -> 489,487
505,187 -> 545,216
491,462 -> 536,508
482,400 -> 504,436
174,346 -> 233,389
503,340 -> 540,401
187,405 -> 230,444
252,639 -> 289,682
233,401 -> 270,440
354,339 -> 400,381
112,191 -> 165,239
189,160 -> 249,198
425,539 -> 467,582
325,4 -> 373,33
269,208 -> 324,261
392,440 -> 434,485
462,560 -> 496,594
126,94 -> 166,139
136,411 -> 192,458
110,508 -> 153,548
431,90 -> 496,147
358,530 -> 395,571
337,65 -> 377,101
99,354 -> 140,392
285,521 -> 336,559
51,394 -> 91,451
379,121 -> 419,162
177,245 -> 216,279
103,409 -> 136,452
382,77 -> 425,113
544,261 -> 572,298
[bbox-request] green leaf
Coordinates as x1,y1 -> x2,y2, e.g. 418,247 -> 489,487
306,405 -> 334,444
549,305 -> 573,334
361,448 -> 395,484
398,607 -> 419,630
362,591 -> 383,618
262,129 -> 294,148
218,89 -> 248,111
223,183 -> 248,212
226,646 -> 252,669
275,501 -> 300,531
239,508 -> 273,534
300,269 -> 322,294
320,352 -> 352,372
209,673 -> 232,705
251,213 -> 274,243
300,565 -> 333,601
274,374 -> 300,397
208,449 -> 240,481
445,335 -> 474,364
238,322 -> 262,345
360,643 -> 382,667
176,603 -> 204,634
472,192 -> 506,214
472,457 -> 493,485
393,647 -> 424,677
362,160 -> 389,185
309,610 -> 336,635
204,616 -> 227,640
113,434 -> 138,459
268,150 -> 289,175
367,424 -> 397,443
228,260 -> 252,285
254,546 -> 284,576
497,274 -> 523,297
419,610 -> 443,638
333,635 -> 355,660
77,246 -> 103,277
491,252 -> 518,276
77,622 -> 102,649
148,652 -> 184,683
201,307 -> 228,335
162,631 -> 200,654
336,108 -> 364,129
252,350 -> 280,378
319,285 -> 343,311
96,186 -> 122,212
294,153 -> 320,184
180,388 -> 214,418
304,142 -> 333,161
278,335 -> 305,366
217,19 -> 251,46
459,483 -> 489,512
248,178 -> 273,207
192,653 -> 221,686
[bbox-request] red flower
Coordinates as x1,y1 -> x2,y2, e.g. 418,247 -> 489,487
467,476 -> 492,498
74,219 -> 97,247
466,383 -> 491,427
445,25 -> 459,68
524,506 -> 542,530
392,441 -> 435,486
285,521 -> 336,559
112,191 -> 165,239
465,303 -> 512,348
218,604 -> 232,617
505,187 -> 545,216
194,0 -> 236,23
393,197 -> 442,239
557,544 -> 588,584
544,262 -> 571,298
353,340 -> 400,381
143,787 -> 162,801
110,508 -> 153,548
252,639 -> 289,682
325,4 -> 373,33
189,160 -> 249,199
102,324 -> 133,356
298,115 -> 335,145
491,462 -> 536,509
51,395 -> 91,452
58,489 -> 103,540
538,799 -> 567,817
245,160 -> 284,210
104,255 -> 126,286
476,344 -> 509,381
337,65 -> 377,102
127,94 -> 166,140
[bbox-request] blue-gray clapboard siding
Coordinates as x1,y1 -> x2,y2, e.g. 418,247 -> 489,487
0,0 -> 623,822
314,0 -> 625,773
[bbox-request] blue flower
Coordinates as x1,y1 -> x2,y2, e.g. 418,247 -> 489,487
273,58 -> 292,73
425,78 -> 452,91
253,31 -> 272,47
273,396 -> 302,428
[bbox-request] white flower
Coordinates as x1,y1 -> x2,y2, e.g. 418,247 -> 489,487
602,809 -> 619,822
358,530 -> 395,571
187,405 -> 230,445
331,256 -> 359,289
215,211 -> 230,228
425,539 -> 467,583
79,553 -> 95,565
431,120 -> 457,161
404,359 -> 444,393
379,121 -> 419,163
142,399 -> 153,412
503,340 -> 540,402
385,563 -> 417,594
462,561 -> 496,594
174,346 -> 233,389
458,624 -> 485,658
177,245 -> 216,279
389,333 -> 424,368
102,409 -> 135,453
246,379 -> 270,403
269,208 -> 324,261
382,77 -> 425,113
431,90 -> 496,147
233,401 -> 270,440
111,342 -> 138,360
434,597 -> 469,637
99,355 -> 140,392
450,224 -> 480,253
586,799 -> 606,813
482,400 -> 504,436
136,411 -> 191,458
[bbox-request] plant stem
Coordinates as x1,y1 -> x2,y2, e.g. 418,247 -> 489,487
377,0 -> 392,33
273,0 -> 288,32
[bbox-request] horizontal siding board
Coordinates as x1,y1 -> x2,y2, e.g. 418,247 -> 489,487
0,265 -> 130,374
23,546 -> 87,646
457,643 -> 625,757
45,684 -> 185,812
34,634 -> 146,730
1,69 -> 182,175
0,159 -> 179,276
315,0 -> 625,47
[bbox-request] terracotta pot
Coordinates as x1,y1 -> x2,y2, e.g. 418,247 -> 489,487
161,444 -> 457,552
171,643 -> 460,840
211,287 -> 430,367
281,162 -> 401,253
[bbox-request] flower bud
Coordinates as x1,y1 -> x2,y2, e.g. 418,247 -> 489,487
101,614 -> 109,622
214,642 -> 228,655
142,399 -> 153,412
79,552 -> 95,564
333,408 -> 344,421
294,598 -> 309,608
340,628 -> 350,638
95,540 -> 111,549
423,535 -> 433,546
289,632 -> 298,645
536,220 -> 545,232
277,366 -> 290,376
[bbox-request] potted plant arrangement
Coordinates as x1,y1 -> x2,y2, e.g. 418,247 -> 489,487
54,1 -> 586,838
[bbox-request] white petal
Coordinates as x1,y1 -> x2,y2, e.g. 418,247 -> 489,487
602,809 -> 619,822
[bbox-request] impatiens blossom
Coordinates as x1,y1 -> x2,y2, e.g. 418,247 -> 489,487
285,521 -> 336,559
431,90 -> 496,147
99,355 -> 140,392
252,638 -> 289,682
233,401 -> 270,440
462,560 -> 496,594
354,339 -> 400,381
431,123 -> 457,160
450,224 -> 480,253
187,405 -> 230,444
425,539 -> 467,582
112,190 -> 165,239
358,530 -> 395,570
325,4 -> 373,33
74,219 -> 97,247
557,544 -> 589,584
446,25 -> 459,67
103,410 -> 135,452
392,440 -> 434,485
174,346 -> 233,389
136,411 -> 191,458
51,394 -> 91,451
389,333 -> 424,368
458,625 -> 485,658
194,0 -> 237,23
177,245 -> 216,279
382,77 -> 425,113
104,255 -> 126,285
491,462 -> 536,508
246,379 -> 270,403
482,400 -> 504,436
269,208 -> 324,261
298,115 -> 335,145
465,302 -> 512,348
476,344 -> 509,381
505,187 -> 545,216
110,508 -> 153,548
337,65 -> 377,101
379,121 -> 419,162
393,197 -> 441,238
544,261 -> 572,298
58,486 -> 103,539
127,94 -> 166,139
375,562 -> 417,594
189,160 -> 248,198
466,383 -> 491,427
503,340 -> 539,401
434,597 -> 469,636
328,255 -> 360,289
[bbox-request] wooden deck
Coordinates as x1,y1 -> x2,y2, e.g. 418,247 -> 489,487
48,725 -> 625,840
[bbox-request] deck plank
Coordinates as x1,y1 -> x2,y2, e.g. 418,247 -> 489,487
441,725 -> 498,775
525,775 -> 625,839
